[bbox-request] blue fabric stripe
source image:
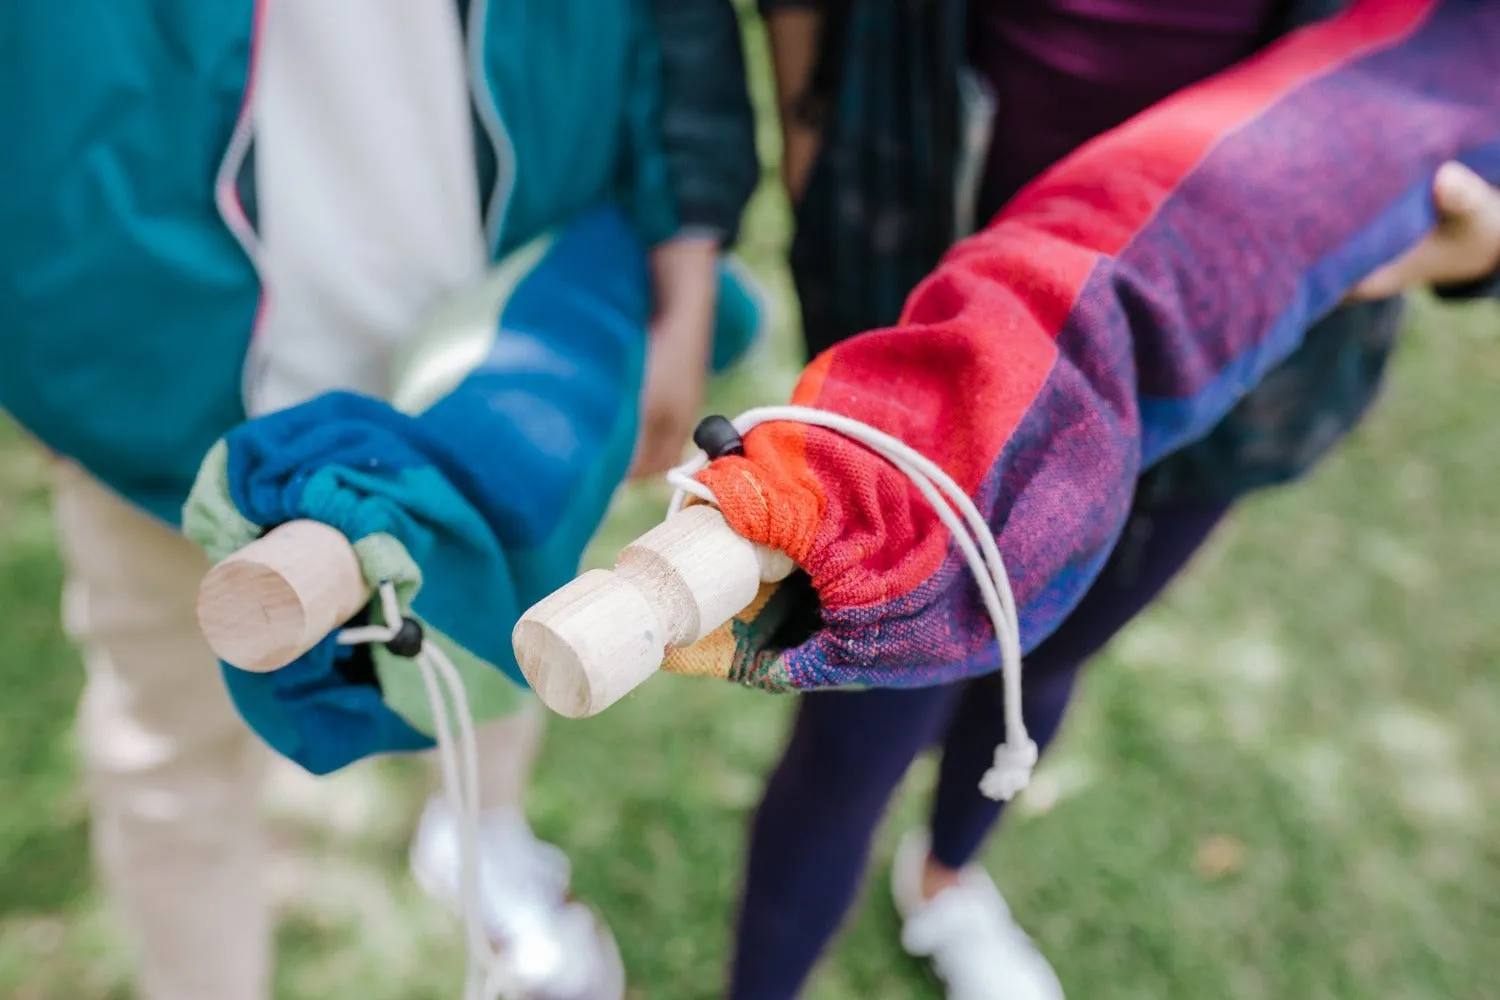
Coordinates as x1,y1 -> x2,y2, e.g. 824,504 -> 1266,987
1139,139 -> 1500,469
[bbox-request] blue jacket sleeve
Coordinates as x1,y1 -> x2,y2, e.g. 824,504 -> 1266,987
183,208 -> 651,774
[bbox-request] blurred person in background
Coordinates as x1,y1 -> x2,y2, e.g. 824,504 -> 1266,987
0,1 -> 760,998
726,1 -> 1500,997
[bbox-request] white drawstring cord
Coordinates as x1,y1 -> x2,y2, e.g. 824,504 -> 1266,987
328,402 -> 1032,999
338,585 -> 513,1000
666,405 -> 1038,802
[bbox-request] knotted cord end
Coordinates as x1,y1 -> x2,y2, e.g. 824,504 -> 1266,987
979,737 -> 1038,802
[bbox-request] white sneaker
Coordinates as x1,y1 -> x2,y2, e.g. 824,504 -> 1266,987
891,830 -> 1065,1000
410,797 -> 626,1000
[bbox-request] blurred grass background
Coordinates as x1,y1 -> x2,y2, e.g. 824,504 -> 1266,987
3,5 -> 1499,998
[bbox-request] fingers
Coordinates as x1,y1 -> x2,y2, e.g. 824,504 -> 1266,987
628,392 -> 698,480
630,298 -> 713,480
1346,269 -> 1396,302
1347,160 -> 1500,302
628,426 -> 671,479
1433,160 -> 1493,220
629,421 -> 688,479
1346,248 -> 1421,302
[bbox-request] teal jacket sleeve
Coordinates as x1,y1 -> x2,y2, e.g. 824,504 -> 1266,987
182,207 -> 651,775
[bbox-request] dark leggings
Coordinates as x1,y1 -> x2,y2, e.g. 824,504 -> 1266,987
728,501 -> 1231,999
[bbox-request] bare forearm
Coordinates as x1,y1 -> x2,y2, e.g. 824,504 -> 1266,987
650,235 -> 719,339
765,6 -> 825,204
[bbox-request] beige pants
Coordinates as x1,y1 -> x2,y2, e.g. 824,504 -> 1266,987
51,460 -> 543,1000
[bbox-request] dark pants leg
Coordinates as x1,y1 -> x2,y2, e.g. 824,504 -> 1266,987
727,502 -> 1230,999
929,502 -> 1229,869
727,682 -> 966,999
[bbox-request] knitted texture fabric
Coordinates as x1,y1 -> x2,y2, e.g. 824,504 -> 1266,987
664,0 -> 1500,692
183,206 -> 767,774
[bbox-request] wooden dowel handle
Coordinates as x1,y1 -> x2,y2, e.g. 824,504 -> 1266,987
196,520 -> 370,672
513,504 -> 794,718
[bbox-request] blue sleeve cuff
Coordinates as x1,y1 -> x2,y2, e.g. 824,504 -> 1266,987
183,206 -> 660,776
185,391 -> 523,775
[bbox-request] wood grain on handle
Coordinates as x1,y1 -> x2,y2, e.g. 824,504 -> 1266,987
513,504 -> 794,719
196,520 -> 370,672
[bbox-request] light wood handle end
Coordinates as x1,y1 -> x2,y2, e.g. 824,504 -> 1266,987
514,505 -> 793,717
196,520 -> 369,672
513,569 -> 668,718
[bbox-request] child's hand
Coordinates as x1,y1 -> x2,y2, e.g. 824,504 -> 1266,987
1346,161 -> 1500,301
631,236 -> 719,479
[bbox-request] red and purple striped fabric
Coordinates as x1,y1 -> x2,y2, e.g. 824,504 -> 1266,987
694,0 -> 1500,691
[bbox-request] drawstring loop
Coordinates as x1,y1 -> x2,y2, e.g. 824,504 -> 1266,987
335,402 -> 1034,999
339,585 -> 514,1000
667,406 -> 1037,802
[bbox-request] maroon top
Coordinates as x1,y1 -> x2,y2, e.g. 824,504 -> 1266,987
970,0 -> 1280,212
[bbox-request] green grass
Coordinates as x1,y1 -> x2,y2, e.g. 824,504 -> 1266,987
4,8 -> 1500,998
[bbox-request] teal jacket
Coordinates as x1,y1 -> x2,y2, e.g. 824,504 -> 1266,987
0,0 -> 765,775
0,0 -> 759,525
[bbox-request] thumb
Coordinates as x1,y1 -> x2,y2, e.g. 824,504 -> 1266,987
1433,161 -> 1492,221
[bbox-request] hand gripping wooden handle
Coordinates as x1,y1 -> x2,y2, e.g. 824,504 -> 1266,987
196,520 -> 371,672
513,504 -> 794,719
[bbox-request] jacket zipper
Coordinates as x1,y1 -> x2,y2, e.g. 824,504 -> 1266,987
214,0 -> 270,413
466,0 -> 516,256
